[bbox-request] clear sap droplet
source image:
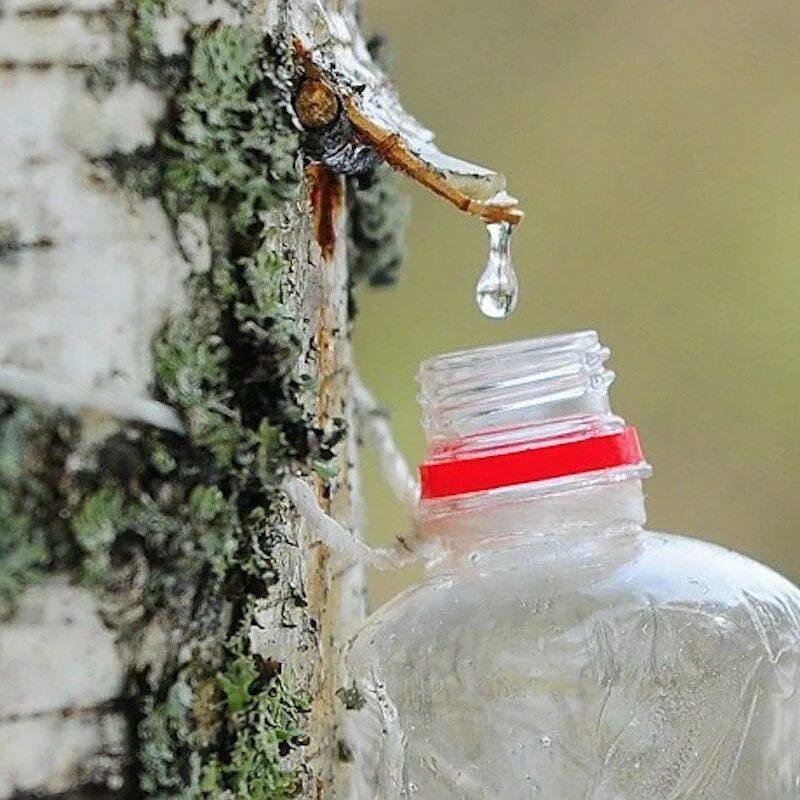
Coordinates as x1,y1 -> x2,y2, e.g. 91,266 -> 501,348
476,221 -> 519,318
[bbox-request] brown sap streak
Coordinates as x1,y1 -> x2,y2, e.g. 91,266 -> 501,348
308,164 -> 343,263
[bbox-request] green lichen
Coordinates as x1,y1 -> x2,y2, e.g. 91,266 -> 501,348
0,486 -> 46,619
221,673 -> 309,800
336,682 -> 366,712
211,640 -> 310,800
95,18 -> 314,798
129,0 -> 187,92
0,401 -> 75,618
139,677 -> 199,796
85,0 -> 178,98
153,312 -> 229,413
71,486 -> 127,584
130,0 -> 170,54
137,633 -> 311,799
163,26 -> 299,233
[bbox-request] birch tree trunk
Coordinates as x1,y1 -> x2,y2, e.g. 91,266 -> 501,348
0,0 -> 397,795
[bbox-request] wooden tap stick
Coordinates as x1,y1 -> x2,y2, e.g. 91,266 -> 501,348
343,99 -> 524,226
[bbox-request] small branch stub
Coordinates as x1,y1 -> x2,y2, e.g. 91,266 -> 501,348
295,78 -> 339,129
289,5 -> 524,227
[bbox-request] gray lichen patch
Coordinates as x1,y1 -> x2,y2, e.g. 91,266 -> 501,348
162,25 -> 299,232
0,403 -> 50,619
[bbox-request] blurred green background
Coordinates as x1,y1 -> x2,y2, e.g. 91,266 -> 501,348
353,0 -> 800,607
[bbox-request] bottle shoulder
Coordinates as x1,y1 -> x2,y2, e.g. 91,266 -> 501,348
351,528 -> 800,663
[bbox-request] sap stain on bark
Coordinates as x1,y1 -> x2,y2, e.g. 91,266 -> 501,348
308,164 -> 343,263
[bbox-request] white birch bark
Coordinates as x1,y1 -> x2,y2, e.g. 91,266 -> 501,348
0,0 -> 366,795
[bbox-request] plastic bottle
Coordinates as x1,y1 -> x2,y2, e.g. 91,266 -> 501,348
346,331 -> 800,799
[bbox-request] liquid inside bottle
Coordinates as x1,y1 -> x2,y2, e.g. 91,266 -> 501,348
345,331 -> 800,800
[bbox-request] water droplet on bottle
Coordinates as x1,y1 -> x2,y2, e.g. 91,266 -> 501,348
476,221 -> 519,318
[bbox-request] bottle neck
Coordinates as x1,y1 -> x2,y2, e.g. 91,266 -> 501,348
419,477 -> 646,560
415,331 -> 651,551
418,331 -> 618,459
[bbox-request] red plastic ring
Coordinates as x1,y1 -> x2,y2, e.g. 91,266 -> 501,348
419,427 -> 645,500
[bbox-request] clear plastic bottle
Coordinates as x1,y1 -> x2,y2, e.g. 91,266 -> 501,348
346,331 -> 800,800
